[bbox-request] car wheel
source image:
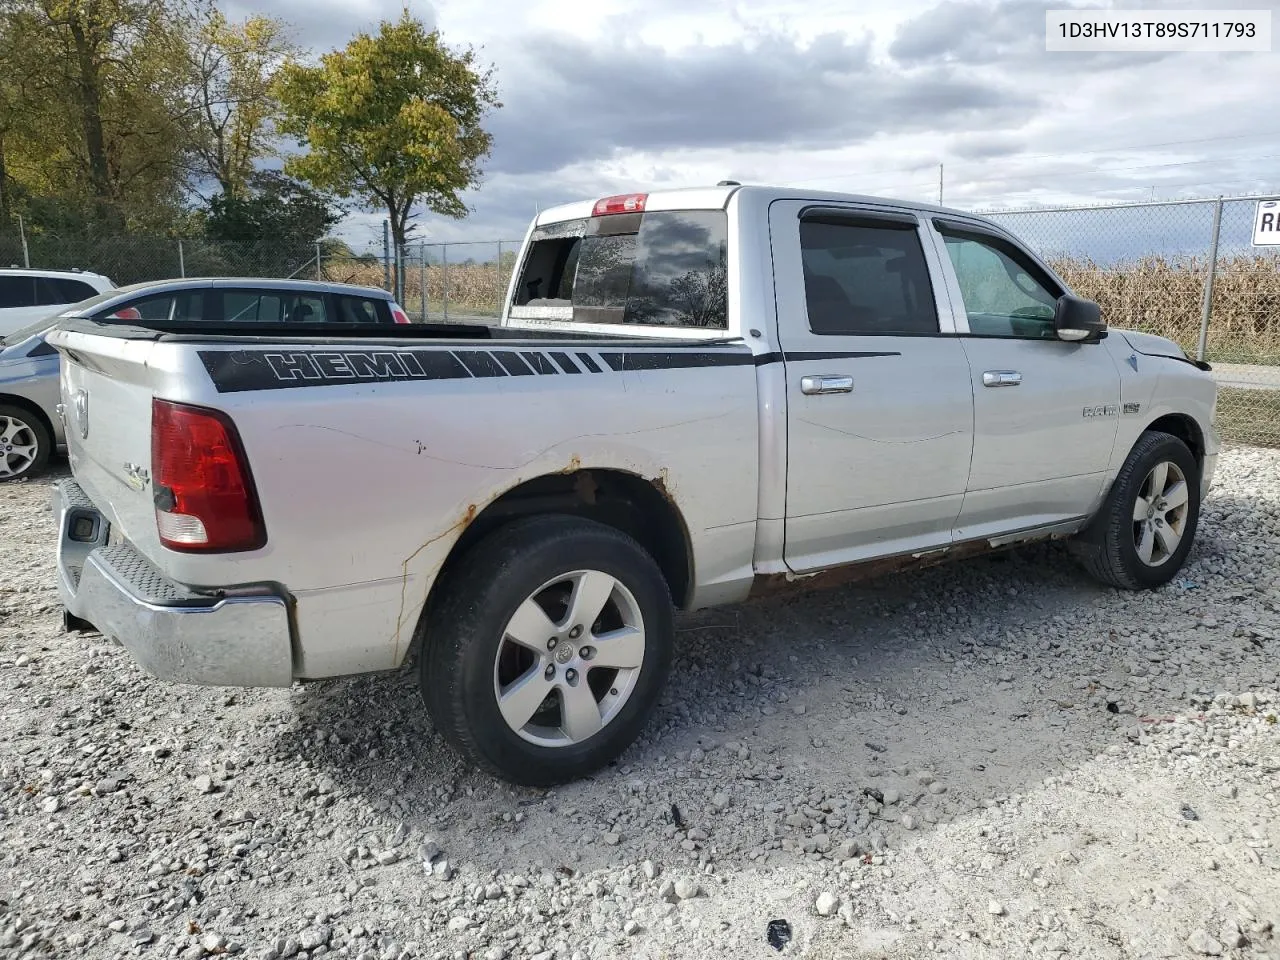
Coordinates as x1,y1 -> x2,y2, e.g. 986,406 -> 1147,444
419,515 -> 674,785
0,404 -> 51,482
1071,430 -> 1200,590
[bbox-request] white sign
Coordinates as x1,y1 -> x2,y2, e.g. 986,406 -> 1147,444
1254,199 -> 1280,246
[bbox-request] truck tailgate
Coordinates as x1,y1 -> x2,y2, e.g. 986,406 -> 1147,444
57,332 -> 171,557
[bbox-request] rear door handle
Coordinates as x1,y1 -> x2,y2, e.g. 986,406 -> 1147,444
801,374 -> 854,395
982,370 -> 1022,387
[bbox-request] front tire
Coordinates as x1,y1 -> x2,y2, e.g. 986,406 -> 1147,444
0,405 -> 50,481
1072,430 -> 1200,590
419,516 -> 674,786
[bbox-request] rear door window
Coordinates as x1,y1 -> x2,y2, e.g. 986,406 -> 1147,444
335,295 -> 387,324
36,277 -> 98,305
223,291 -> 284,323
799,217 -> 938,336
0,276 -> 36,308
511,209 -> 728,329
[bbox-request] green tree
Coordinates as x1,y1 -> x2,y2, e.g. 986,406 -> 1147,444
202,169 -> 340,273
2,0 -> 194,228
275,11 -> 499,254
185,5 -> 298,200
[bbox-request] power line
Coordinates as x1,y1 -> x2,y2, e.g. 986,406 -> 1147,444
780,129 -> 1280,191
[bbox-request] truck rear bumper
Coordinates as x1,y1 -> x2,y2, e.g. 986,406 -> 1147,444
53,479 -> 294,687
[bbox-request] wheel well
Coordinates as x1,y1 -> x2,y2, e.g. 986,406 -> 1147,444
0,394 -> 55,443
437,469 -> 693,609
1146,413 -> 1204,466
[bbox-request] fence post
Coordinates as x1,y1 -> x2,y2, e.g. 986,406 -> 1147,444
1195,196 -> 1224,362
316,242 -> 322,281
382,220 -> 391,291
178,239 -> 185,278
495,240 -> 503,316
420,242 -> 427,322
17,214 -> 30,268
442,243 -> 449,321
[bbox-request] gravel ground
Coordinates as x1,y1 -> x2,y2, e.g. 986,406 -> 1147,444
2,449 -> 1278,960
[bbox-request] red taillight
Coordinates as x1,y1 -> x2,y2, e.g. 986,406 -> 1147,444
592,193 -> 647,217
111,307 -> 142,320
391,303 -> 410,324
151,399 -> 265,552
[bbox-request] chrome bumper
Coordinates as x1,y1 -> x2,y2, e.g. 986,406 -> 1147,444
52,479 -> 295,687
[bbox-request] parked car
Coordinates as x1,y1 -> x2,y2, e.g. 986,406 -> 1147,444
1,278 -> 408,481
0,268 -> 114,337
46,185 -> 1219,785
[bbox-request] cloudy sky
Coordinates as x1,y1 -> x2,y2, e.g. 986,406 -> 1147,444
234,0 -> 1280,250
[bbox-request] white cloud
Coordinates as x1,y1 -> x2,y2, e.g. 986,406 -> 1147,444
287,0 -> 1280,248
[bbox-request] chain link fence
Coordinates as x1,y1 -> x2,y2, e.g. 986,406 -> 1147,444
5,195 -> 1278,446
982,197 -> 1280,447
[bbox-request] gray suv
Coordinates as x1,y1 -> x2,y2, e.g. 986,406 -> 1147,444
1,278 -> 406,481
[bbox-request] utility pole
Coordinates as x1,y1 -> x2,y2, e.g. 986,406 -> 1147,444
938,164 -> 944,206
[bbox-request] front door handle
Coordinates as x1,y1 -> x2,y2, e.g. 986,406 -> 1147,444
801,374 -> 854,395
982,370 -> 1022,387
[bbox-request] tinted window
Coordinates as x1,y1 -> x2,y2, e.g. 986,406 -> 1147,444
940,232 -> 1059,338
799,219 -> 937,335
105,293 -> 204,322
335,295 -> 386,324
220,292 -> 328,323
223,291 -> 284,323
0,276 -> 36,308
513,210 -> 728,329
35,277 -> 98,305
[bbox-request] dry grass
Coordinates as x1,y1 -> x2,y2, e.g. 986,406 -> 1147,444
323,258 -> 514,317
1051,253 -> 1280,364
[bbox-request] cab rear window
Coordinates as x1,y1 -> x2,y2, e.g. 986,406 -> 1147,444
511,210 -> 728,329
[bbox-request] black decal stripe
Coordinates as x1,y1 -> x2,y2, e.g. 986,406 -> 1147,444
522,352 -> 558,375
549,351 -> 581,374
452,350 -> 507,378
492,351 -> 536,376
576,352 -> 602,373
601,351 -> 756,371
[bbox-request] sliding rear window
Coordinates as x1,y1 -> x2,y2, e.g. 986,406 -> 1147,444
510,210 -> 728,329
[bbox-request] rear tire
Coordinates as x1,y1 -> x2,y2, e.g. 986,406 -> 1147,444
0,404 -> 51,481
419,515 -> 674,786
1071,430 -> 1200,590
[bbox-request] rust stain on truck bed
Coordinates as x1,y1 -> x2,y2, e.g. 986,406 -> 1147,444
392,502 -> 478,660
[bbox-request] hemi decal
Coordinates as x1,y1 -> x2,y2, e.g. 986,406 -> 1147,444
197,346 -> 901,393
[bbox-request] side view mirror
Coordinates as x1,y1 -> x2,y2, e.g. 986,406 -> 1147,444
1054,294 -> 1106,342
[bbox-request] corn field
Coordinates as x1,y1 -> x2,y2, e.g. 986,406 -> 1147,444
322,255 -> 516,319
1052,253 -> 1280,363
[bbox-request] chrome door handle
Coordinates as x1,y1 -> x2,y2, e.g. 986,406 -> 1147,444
982,370 -> 1022,387
800,374 -> 854,395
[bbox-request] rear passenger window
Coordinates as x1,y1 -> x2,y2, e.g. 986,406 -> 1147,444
36,277 -> 97,305
280,294 -> 327,324
799,218 -> 938,336
336,296 -> 384,324
0,276 -> 36,308
511,210 -> 728,329
223,292 -> 283,323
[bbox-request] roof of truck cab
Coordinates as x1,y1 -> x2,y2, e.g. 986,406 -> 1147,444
533,184 -> 991,228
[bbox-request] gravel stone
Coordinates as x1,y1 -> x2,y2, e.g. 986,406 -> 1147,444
1186,929 -> 1223,955
2,453 -> 1279,960
815,892 -> 840,917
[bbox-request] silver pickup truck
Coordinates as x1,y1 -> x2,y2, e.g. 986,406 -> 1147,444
47,185 -> 1218,784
